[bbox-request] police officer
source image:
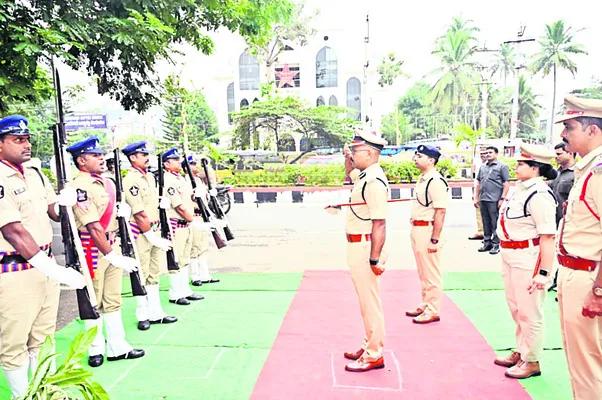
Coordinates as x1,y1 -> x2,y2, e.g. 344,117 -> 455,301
341,128 -> 388,373
103,154 -> 116,182
554,96 -> 602,400
493,144 -> 558,379
161,148 -> 205,304
187,156 -> 219,286
0,115 -> 85,398
122,142 -> 177,330
67,136 -> 145,367
406,145 -> 448,324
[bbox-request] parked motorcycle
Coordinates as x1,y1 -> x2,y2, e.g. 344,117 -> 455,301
210,184 -> 232,215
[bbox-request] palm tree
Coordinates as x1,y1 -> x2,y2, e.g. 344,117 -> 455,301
530,20 -> 587,143
490,44 -> 515,86
517,76 -> 541,137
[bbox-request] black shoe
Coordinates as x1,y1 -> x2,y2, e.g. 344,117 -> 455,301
191,280 -> 203,286
88,354 -> 104,368
169,298 -> 190,305
137,320 -> 150,331
489,246 -> 500,255
202,278 -> 220,283
150,316 -> 178,324
548,284 -> 557,292
107,349 -> 145,362
186,293 -> 204,301
478,245 -> 493,252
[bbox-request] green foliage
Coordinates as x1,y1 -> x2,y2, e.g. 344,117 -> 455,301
499,157 -> 517,179
41,168 -> 57,190
571,77 -> 602,99
1,0 -> 293,113
377,52 -> 409,87
17,327 -> 109,400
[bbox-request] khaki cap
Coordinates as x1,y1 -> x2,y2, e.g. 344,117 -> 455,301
348,127 -> 388,151
555,95 -> 602,123
515,143 -> 555,165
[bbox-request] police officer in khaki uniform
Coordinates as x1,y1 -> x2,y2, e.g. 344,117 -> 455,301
341,129 -> 389,373
0,115 -> 85,398
554,96 -> 602,400
161,148 -> 205,305
122,142 -> 177,330
67,137 -> 145,367
493,144 -> 558,379
406,145 -> 449,324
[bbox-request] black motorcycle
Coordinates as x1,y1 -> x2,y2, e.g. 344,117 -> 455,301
210,184 -> 232,215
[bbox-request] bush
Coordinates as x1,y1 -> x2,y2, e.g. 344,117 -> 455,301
41,168 -> 57,190
436,158 -> 458,179
498,157 -> 517,179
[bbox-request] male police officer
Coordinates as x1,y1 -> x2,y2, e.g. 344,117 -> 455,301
0,115 -> 85,398
406,145 -> 449,324
342,128 -> 389,373
67,137 -> 145,367
122,142 -> 177,330
554,96 -> 602,400
161,148 -> 205,304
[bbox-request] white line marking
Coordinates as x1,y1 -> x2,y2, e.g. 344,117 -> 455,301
330,350 -> 403,392
182,348 -> 226,380
107,302 -> 197,391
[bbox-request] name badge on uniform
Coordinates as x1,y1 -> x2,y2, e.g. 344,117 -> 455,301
13,187 -> 25,195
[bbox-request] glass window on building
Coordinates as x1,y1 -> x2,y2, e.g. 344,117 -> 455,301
346,78 -> 361,121
240,98 -> 249,109
239,52 -> 260,90
227,82 -> 235,124
316,96 -> 325,106
329,95 -> 338,106
316,47 -> 338,88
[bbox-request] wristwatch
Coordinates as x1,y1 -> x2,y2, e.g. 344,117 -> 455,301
538,269 -> 548,277
369,259 -> 379,266
430,238 -> 439,245
593,286 -> 602,297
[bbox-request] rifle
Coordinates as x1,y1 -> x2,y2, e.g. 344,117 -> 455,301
157,154 -> 180,271
200,158 -> 234,241
181,151 -> 227,249
51,62 -> 100,320
113,149 -> 146,296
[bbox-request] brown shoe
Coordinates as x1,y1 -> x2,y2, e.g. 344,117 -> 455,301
405,307 -> 424,317
505,361 -> 541,379
344,348 -> 364,360
345,357 -> 385,372
468,234 -> 484,240
413,312 -> 440,324
494,351 -> 521,367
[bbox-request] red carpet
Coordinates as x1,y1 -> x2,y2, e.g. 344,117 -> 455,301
251,270 -> 532,400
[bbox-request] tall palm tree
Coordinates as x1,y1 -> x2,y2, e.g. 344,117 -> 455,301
490,44 -> 515,86
517,76 -> 541,136
530,20 -> 587,143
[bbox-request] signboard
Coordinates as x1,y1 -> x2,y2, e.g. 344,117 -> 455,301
65,114 -> 107,131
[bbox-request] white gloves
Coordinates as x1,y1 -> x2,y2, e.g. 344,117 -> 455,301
143,230 -> 172,251
104,251 -> 138,273
159,196 -> 171,210
191,219 -> 212,232
117,202 -> 132,219
28,251 -> 86,289
209,188 -> 217,197
58,187 -> 78,207
194,186 -> 207,199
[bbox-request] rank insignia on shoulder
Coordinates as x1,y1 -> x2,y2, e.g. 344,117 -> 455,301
129,186 -> 139,196
0,185 -> 4,199
76,189 -> 88,202
359,172 -> 366,179
167,187 -> 175,195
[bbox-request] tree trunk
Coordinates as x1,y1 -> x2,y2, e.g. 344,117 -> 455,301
548,64 -> 557,145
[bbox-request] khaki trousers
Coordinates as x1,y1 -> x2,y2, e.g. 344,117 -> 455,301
410,225 -> 443,314
500,248 -> 546,362
174,226 -> 192,270
135,231 -> 162,286
190,216 -> 210,258
0,269 -> 60,370
475,206 -> 484,236
94,242 -> 125,314
558,264 -> 602,400
347,239 -> 385,362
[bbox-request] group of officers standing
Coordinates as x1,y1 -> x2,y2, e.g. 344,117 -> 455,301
0,114 -> 224,399
340,96 -> 602,400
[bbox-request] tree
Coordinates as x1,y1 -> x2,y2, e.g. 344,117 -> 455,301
517,76 -> 541,137
571,77 -> 602,99
490,44 -> 515,86
1,0 -> 294,114
530,20 -> 587,143
377,52 -> 409,87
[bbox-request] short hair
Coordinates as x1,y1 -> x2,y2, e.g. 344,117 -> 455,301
486,146 -> 498,154
554,142 -> 576,157
575,116 -> 602,132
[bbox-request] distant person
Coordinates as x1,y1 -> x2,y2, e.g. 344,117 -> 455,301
548,142 -> 576,227
469,148 -> 487,240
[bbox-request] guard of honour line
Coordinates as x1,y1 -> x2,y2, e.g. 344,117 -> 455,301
0,95 -> 601,400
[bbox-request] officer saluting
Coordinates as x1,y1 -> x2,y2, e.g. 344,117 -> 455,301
66,137 -> 144,367
161,148 -> 205,305
554,96 -> 602,400
122,142 -> 177,330
406,145 -> 449,324
0,115 -> 85,398
342,128 -> 389,373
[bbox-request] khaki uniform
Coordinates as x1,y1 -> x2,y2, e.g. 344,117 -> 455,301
345,164 -> 388,362
410,169 -> 448,315
496,178 -> 557,363
188,176 -> 211,283
164,170 -> 195,300
557,145 -> 602,400
0,162 -> 59,372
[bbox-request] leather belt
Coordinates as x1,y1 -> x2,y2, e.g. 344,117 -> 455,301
500,238 -> 540,249
557,254 -> 598,272
346,234 -> 372,243
0,247 -> 52,274
411,220 -> 433,226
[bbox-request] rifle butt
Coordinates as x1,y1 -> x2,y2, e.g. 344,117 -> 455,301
166,250 -> 180,271
75,288 -> 100,320
129,271 -> 147,296
212,230 -> 227,249
224,226 -> 235,241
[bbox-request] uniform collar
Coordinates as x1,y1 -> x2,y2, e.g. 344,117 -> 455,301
420,168 -> 438,181
575,145 -> 602,171
360,163 -> 381,174
0,160 -> 24,178
132,166 -> 147,175
520,177 -> 540,189
78,170 -> 104,182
